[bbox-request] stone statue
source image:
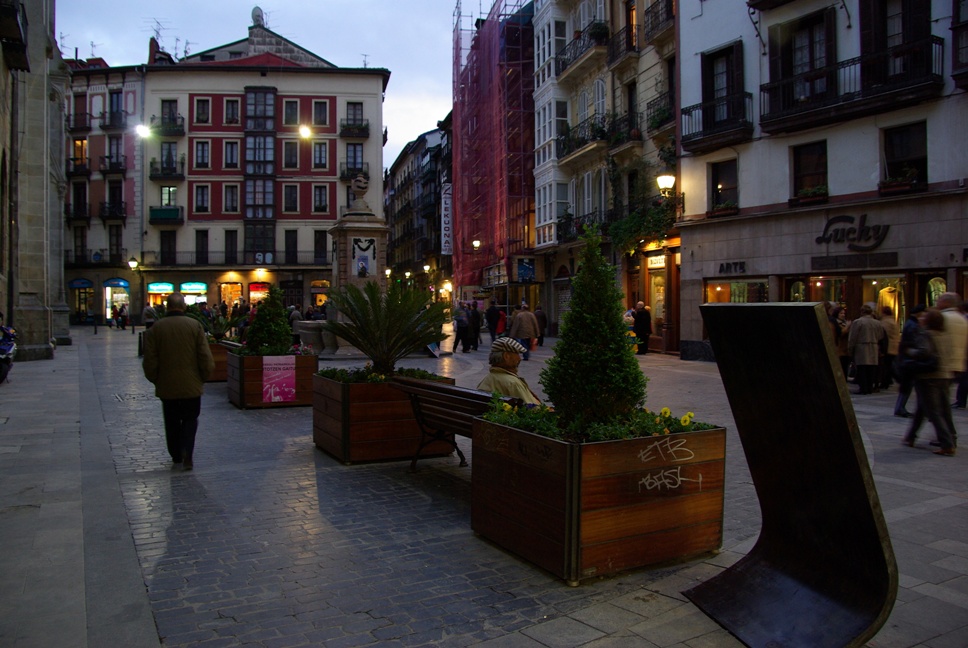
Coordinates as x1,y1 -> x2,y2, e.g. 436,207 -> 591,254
349,174 -> 371,212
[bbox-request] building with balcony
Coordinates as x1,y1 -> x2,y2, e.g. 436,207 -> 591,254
2,0 -> 70,358
63,7 -> 389,323
384,125 -> 453,303
677,0 -> 968,360
528,0 -> 679,346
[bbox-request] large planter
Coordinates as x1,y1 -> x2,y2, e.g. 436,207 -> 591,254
227,353 -> 318,409
207,342 -> 229,382
472,420 -> 727,585
313,375 -> 455,463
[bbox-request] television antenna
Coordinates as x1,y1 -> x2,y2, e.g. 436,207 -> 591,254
90,41 -> 103,57
361,53 -> 369,68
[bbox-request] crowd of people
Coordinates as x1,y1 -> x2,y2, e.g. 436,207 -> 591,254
827,294 -> 966,457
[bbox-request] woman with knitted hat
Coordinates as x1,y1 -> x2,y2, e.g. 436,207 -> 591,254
477,337 -> 541,405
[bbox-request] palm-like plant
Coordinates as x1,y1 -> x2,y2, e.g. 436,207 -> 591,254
322,280 -> 448,375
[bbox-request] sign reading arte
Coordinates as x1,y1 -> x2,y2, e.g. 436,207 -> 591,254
815,213 -> 889,252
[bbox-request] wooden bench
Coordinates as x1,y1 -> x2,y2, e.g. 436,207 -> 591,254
390,376 -> 522,471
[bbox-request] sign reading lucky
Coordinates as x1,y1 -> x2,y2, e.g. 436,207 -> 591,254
815,214 -> 889,252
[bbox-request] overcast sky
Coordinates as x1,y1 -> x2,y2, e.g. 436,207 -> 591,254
55,0 -> 459,167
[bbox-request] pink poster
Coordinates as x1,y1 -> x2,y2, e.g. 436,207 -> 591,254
262,355 -> 296,402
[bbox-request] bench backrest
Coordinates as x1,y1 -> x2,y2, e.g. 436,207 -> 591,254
391,376 -> 520,439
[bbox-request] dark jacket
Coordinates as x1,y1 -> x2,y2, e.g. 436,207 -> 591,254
142,312 -> 215,400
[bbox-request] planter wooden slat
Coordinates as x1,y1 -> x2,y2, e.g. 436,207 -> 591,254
207,342 -> 228,382
472,419 -> 726,584
312,375 -> 455,463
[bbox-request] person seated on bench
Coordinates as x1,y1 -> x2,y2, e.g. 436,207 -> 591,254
478,337 -> 542,405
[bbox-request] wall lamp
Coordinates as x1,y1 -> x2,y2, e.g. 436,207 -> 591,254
471,239 -> 481,252
657,174 -> 676,197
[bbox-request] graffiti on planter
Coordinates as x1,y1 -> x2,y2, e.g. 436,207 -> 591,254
637,437 -> 695,464
637,466 -> 703,493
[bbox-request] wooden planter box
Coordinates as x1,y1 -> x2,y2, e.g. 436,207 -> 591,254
313,375 -> 455,463
227,353 -> 318,409
472,420 -> 726,585
788,195 -> 828,207
207,342 -> 228,382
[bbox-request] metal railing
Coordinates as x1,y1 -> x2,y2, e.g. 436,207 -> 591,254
555,113 -> 611,159
140,250 -> 329,266
555,21 -> 609,76
681,92 -> 754,145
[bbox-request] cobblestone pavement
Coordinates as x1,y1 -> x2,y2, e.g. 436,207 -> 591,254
0,326 -> 966,647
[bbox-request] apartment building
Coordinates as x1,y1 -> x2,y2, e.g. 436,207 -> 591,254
384,125 -> 454,303
63,9 -> 389,324
676,0 -> 968,359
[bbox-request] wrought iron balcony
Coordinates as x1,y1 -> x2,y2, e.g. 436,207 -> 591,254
681,92 -> 754,155
99,201 -> 127,224
148,206 -> 184,225
955,23 -> 968,90
66,157 -> 92,177
608,112 -> 644,152
339,161 -> 369,180
149,113 -> 185,136
760,37 -> 944,134
99,110 -> 128,131
0,0 -> 28,70
646,92 -> 674,133
557,207 -> 621,244
99,155 -> 127,175
64,248 -> 128,267
556,113 -> 611,161
555,21 -> 609,81
67,112 -> 92,133
607,25 -> 640,69
747,0 -> 795,10
643,0 -> 674,44
339,119 -> 370,138
64,203 -> 91,227
149,157 -> 186,180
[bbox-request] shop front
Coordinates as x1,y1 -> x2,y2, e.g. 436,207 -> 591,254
68,278 -> 95,324
679,195 -> 968,361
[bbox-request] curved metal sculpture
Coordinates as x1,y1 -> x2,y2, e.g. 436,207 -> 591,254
687,302 -> 897,648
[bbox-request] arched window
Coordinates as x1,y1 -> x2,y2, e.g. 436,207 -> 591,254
594,78 -> 606,117
578,90 -> 589,123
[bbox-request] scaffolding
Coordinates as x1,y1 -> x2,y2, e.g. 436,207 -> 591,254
452,0 -> 535,301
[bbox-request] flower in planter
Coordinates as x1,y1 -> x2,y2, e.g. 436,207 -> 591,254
483,227 -> 717,441
320,280 -> 448,376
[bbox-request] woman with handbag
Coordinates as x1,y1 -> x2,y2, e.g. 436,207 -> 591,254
901,308 -> 957,455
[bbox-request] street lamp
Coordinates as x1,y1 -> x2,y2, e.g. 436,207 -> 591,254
127,257 -> 140,335
423,264 -> 430,273
472,239 -> 481,252
657,173 -> 676,197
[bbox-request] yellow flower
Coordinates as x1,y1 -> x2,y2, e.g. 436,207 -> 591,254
660,407 -> 671,418
502,403 -> 512,411
655,417 -> 661,425
681,414 -> 692,426
687,412 -> 694,418
663,428 -> 670,435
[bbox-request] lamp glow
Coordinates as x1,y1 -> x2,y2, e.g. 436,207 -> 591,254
127,257 -> 139,271
657,174 -> 676,196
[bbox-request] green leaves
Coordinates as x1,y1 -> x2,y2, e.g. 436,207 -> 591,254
241,285 -> 293,355
322,281 -> 447,375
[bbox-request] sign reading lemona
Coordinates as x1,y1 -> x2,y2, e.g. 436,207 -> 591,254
815,214 -> 889,252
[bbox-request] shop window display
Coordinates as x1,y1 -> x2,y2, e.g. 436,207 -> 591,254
864,276 -> 906,323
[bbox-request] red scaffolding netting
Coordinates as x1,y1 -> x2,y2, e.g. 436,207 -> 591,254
452,0 -> 535,296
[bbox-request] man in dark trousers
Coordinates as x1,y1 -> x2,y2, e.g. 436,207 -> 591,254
633,301 -> 652,355
142,292 -> 215,470
484,300 -> 501,343
468,301 -> 482,351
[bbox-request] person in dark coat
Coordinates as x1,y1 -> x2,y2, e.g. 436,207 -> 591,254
468,301 -> 482,351
484,300 -> 501,343
894,305 -> 926,417
633,301 -> 652,355
534,305 -> 548,346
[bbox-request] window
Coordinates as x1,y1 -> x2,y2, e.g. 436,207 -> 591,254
196,230 -> 209,265
195,185 -> 210,212
883,122 -> 927,183
109,224 -> 122,260
244,223 -> 275,263
195,98 -> 210,124
284,100 -> 299,125
285,230 -> 298,264
858,1 -> 931,84
793,141 -> 828,195
313,100 -> 329,126
161,186 -> 177,207
346,143 -> 363,170
161,100 -> 178,126
578,90 -> 589,123
245,135 -> 275,175
224,141 -> 239,169
108,136 -> 123,164
283,184 -> 298,212
710,160 -> 738,210
225,99 -> 240,124
594,79 -> 606,117
283,141 -> 299,169
161,142 -> 178,171
346,101 -> 363,125
313,185 -> 329,212
224,185 -> 239,212
195,141 -> 210,169
245,89 -> 275,131
245,179 -> 274,219
225,230 -> 238,265
160,231 -> 176,265
702,42 -> 745,127
313,141 -> 328,169
314,231 -> 328,264
768,9 -> 835,107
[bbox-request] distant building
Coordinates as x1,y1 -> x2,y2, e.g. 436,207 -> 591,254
63,8 -> 389,322
2,0 -> 69,359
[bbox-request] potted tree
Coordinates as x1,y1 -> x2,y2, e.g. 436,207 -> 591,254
471,228 -> 726,585
312,280 -> 454,463
186,308 -> 243,382
226,285 -> 318,408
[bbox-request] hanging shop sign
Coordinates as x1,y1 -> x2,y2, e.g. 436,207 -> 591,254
441,183 -> 453,256
103,277 -> 129,288
68,278 -> 93,289
147,282 -> 175,294
180,282 -> 207,293
647,255 -> 665,269
815,214 -> 889,252
249,282 -> 270,302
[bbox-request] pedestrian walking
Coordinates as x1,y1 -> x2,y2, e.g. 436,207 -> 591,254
878,306 -> 900,389
468,301 -> 482,351
535,305 -> 548,346
142,292 -> 215,470
848,304 -> 884,395
484,300 -> 501,343
901,308 -> 957,456
633,301 -> 652,355
829,305 -> 852,379
893,304 -> 925,417
509,303 -> 539,361
142,302 -> 158,330
938,293 -> 968,410
118,303 -> 128,330
453,301 -> 470,353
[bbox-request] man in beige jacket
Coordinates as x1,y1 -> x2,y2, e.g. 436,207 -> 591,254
143,292 -> 214,470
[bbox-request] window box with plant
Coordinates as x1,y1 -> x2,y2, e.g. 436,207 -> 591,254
471,229 -> 725,585
312,281 -> 454,463
227,285 -> 319,409
709,201 -> 739,217
877,167 -> 923,196
789,184 -> 828,207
